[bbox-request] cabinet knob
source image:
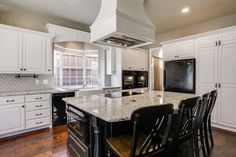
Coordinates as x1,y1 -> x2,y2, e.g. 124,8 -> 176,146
48,69 -> 51,71
22,105 -> 25,108
24,69 -> 26,71
20,68 -> 23,71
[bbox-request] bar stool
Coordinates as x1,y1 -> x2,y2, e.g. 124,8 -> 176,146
168,97 -> 201,157
202,90 -> 218,155
106,104 -> 174,157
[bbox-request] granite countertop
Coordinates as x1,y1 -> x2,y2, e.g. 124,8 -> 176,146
63,91 -> 196,123
0,88 -> 75,97
0,86 -> 122,97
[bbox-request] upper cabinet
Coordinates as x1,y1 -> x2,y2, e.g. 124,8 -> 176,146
122,49 -> 148,71
0,24 -> 53,74
162,39 -> 194,60
0,29 -> 23,72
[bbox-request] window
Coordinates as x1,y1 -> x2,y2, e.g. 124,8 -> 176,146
54,47 -> 100,88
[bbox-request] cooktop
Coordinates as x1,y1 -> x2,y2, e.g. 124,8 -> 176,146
104,91 -> 143,98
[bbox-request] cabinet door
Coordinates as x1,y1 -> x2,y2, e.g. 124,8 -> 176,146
23,34 -> 46,73
220,30 -> 236,45
218,43 -> 236,127
197,46 -> 218,122
162,43 -> 177,60
177,40 -> 194,58
0,28 -> 23,73
122,49 -> 137,70
0,104 -> 25,135
45,37 -> 53,74
195,35 -> 219,49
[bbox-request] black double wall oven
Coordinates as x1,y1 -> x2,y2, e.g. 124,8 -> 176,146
122,70 -> 148,90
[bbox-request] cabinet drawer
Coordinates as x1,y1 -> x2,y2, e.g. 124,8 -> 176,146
0,96 -> 24,105
26,94 -> 50,102
26,117 -> 50,129
26,101 -> 50,111
26,109 -> 50,120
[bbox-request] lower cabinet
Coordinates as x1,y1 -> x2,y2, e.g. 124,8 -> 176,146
0,104 -> 25,135
0,93 -> 51,137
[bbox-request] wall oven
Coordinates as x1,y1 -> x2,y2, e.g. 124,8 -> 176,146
122,70 -> 148,90
66,104 -> 91,157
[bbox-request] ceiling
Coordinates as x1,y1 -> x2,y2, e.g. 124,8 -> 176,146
1,0 -> 236,34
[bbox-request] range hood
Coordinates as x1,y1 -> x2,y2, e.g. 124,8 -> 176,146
90,0 -> 156,48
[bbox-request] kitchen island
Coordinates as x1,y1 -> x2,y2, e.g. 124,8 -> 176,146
63,91 -> 195,157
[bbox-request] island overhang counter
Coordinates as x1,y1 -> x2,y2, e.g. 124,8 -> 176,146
63,91 -> 196,157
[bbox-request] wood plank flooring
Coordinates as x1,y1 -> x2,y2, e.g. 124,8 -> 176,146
0,125 -> 236,157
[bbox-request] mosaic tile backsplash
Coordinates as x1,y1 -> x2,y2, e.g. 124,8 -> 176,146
0,74 -> 54,92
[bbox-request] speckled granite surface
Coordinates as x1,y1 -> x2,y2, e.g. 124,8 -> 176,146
63,91 -> 196,122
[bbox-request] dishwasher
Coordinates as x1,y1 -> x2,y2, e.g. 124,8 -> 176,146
52,92 -> 75,126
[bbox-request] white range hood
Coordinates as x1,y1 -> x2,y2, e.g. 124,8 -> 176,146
90,0 -> 156,48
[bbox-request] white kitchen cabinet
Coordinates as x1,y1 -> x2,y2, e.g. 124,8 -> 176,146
0,93 -> 51,137
162,39 -> 194,60
0,104 -> 25,135
45,37 -> 53,74
23,34 -> 46,73
0,24 -> 53,74
106,47 -> 116,75
196,29 -> 236,131
122,49 -> 148,71
0,28 -> 23,72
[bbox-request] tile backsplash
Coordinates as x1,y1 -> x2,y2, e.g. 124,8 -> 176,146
0,74 -> 54,92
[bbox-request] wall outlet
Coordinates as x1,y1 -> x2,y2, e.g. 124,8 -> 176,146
35,80 -> 40,85
43,80 -> 49,85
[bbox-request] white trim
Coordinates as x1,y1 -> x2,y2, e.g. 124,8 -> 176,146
160,25 -> 236,45
0,23 -> 54,38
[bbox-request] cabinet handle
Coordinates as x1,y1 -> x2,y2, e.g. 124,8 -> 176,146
36,121 -> 43,125
6,100 -> 15,102
36,113 -> 43,116
36,97 -> 42,100
36,105 -> 43,108
219,40 -> 221,46
215,83 -> 218,88
215,41 -> 218,46
218,83 -> 221,88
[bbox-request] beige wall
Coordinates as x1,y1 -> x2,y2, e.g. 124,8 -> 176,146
144,13 -> 236,49
0,4 -> 89,32
57,41 -> 85,50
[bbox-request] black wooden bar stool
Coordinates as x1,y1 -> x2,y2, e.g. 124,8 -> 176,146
202,90 -> 218,155
106,104 -> 174,157
167,96 -> 201,157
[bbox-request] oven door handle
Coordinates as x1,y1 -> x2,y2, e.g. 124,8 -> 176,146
66,109 -> 88,123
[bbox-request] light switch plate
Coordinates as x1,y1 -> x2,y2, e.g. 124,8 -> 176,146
43,80 -> 49,84
35,80 -> 40,85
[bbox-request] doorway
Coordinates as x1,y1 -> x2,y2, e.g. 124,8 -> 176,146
153,56 -> 162,91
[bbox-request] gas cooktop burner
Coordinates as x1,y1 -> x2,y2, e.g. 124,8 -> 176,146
104,91 -> 143,98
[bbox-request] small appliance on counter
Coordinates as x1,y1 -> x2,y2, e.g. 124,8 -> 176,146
52,92 -> 75,126
122,70 -> 148,90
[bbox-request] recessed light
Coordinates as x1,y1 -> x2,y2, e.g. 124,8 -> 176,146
182,7 -> 190,13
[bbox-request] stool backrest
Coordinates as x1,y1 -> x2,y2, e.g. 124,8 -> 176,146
130,104 -> 174,157
195,93 -> 211,128
177,97 -> 201,138
206,90 -> 218,119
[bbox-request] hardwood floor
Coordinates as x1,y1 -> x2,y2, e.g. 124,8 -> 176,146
0,125 -> 236,157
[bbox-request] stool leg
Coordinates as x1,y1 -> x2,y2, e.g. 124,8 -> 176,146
208,117 -> 214,147
200,126 -> 207,157
204,121 -> 211,155
193,130 -> 200,157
